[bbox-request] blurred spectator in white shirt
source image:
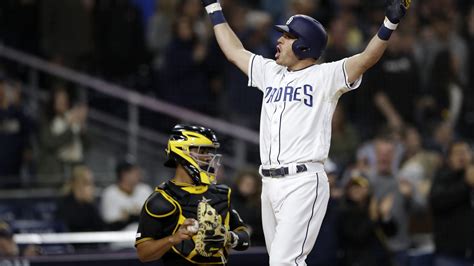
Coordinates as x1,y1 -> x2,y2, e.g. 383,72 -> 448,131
100,159 -> 152,231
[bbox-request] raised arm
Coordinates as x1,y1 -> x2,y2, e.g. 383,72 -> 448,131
345,0 -> 410,83
201,0 -> 252,75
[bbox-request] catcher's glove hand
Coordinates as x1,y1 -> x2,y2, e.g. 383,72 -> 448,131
386,0 -> 411,24
194,197 -> 231,257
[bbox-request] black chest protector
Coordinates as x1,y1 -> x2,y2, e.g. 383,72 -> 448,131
153,181 -> 231,264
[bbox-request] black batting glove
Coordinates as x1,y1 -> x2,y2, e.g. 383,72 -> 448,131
385,0 -> 411,24
201,0 -> 218,7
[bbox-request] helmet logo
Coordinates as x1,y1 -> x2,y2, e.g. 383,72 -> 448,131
286,16 -> 295,25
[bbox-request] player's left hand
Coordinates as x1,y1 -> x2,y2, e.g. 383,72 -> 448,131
386,0 -> 411,24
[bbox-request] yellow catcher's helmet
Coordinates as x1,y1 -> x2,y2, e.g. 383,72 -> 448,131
164,124 -> 222,185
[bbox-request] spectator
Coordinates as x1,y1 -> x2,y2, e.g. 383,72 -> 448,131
0,221 -> 40,257
0,78 -> 33,188
415,12 -> 469,88
416,50 -> 464,130
368,31 -> 420,129
100,159 -> 152,231
426,120 -> 455,155
429,140 -> 474,266
368,137 -> 424,266
179,0 -> 209,42
231,167 -> 264,246
338,172 -> 396,266
356,128 -> 404,177
56,165 -> 104,232
0,221 -> 18,257
37,85 -> 88,186
398,126 -> 442,209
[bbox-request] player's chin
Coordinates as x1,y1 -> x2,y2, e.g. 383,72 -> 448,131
275,57 -> 284,66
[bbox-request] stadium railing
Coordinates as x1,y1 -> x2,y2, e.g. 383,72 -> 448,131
0,44 -> 259,174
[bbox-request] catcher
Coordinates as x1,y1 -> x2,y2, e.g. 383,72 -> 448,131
135,124 -> 250,265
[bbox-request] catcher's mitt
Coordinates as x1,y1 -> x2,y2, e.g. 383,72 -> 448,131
194,197 -> 228,257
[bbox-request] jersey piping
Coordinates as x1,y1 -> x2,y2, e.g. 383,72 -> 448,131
276,101 -> 286,164
295,173 -> 319,265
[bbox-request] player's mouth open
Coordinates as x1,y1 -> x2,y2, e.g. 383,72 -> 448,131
275,46 -> 281,59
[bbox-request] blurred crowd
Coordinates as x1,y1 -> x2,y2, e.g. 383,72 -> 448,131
1,0 -> 471,131
0,0 -> 473,265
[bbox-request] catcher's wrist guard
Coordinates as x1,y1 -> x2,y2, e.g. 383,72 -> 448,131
230,230 -> 250,251
227,231 -> 238,249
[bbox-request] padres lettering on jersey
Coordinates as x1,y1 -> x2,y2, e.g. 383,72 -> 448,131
264,85 -> 313,107
248,54 -> 362,166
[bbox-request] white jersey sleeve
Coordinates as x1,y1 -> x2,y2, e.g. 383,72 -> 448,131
320,58 -> 363,98
247,54 -> 282,92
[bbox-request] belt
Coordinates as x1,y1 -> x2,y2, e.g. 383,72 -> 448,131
261,164 -> 308,178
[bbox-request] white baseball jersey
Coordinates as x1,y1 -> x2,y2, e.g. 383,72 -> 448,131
248,53 -> 362,265
248,54 -> 362,167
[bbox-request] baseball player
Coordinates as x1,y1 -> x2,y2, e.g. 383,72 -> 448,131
135,124 -> 250,265
200,0 -> 410,265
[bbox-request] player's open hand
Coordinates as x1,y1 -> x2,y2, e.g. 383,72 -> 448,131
169,218 -> 199,245
386,0 -> 411,24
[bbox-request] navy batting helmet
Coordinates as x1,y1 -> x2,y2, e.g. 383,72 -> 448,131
274,14 -> 328,60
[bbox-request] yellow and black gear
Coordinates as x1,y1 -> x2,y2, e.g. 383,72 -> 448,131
164,124 -> 222,185
194,198 -> 230,258
135,180 -> 250,265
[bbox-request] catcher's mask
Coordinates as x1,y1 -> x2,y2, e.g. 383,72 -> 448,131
164,124 -> 222,185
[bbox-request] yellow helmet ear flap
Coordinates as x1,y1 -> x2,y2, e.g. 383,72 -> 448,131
164,141 -> 178,168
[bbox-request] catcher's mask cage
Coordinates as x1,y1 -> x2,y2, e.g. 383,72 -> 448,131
164,124 -> 222,185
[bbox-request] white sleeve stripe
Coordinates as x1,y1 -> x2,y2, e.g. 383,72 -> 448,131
342,60 -> 351,89
249,54 -> 256,87
342,59 -> 362,90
